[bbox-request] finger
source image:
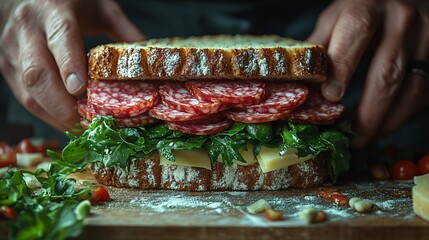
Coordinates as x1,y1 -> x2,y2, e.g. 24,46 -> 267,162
17,18 -> 80,131
322,1 -> 382,101
352,2 -> 417,148
1,6 -> 22,65
378,74 -> 429,137
0,45 -> 69,132
377,14 -> 429,136
307,2 -> 340,45
43,7 -> 87,96
100,0 -> 145,42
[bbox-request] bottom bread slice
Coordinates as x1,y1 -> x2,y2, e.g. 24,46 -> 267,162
90,152 -> 328,191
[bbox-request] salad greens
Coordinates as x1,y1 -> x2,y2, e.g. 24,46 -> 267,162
1,116 -> 351,239
0,166 -> 91,239
51,116 -> 351,181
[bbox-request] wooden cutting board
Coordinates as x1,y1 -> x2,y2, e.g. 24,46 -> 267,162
68,172 -> 429,240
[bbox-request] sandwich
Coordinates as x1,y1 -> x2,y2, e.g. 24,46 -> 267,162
56,35 -> 350,191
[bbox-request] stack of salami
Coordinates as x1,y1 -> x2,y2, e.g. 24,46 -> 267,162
78,80 -> 344,135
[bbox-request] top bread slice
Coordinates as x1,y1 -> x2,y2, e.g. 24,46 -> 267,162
88,35 -> 327,82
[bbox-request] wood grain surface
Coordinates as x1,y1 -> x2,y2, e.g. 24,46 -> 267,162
74,172 -> 428,240
1,171 -> 428,240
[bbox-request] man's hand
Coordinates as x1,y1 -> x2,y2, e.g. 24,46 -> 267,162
0,0 -> 144,131
308,0 -> 429,148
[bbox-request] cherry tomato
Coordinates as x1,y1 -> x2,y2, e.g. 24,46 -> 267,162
0,206 -> 17,220
0,142 -> 16,168
418,155 -> 429,175
389,160 -> 419,180
331,193 -> 349,206
90,186 -> 110,203
16,138 -> 38,153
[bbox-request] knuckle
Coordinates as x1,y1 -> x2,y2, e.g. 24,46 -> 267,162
13,2 -> 34,26
47,17 -> 74,43
22,65 -> 44,87
377,61 -> 403,90
343,7 -> 372,36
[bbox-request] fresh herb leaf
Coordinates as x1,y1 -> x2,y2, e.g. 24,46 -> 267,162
157,136 -> 206,162
319,131 -> 350,181
280,122 -> 351,182
246,123 -> 273,142
204,133 -> 250,165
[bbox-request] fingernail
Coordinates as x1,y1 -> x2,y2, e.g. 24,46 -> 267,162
66,73 -> 84,94
325,80 -> 344,99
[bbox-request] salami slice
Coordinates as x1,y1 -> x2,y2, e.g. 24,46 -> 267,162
87,80 -> 158,118
78,99 -> 159,128
186,81 -> 266,105
239,83 -> 308,114
224,109 -> 290,123
148,103 -> 221,122
287,90 -> 344,125
77,99 -> 97,120
159,83 -> 229,114
165,119 -> 233,135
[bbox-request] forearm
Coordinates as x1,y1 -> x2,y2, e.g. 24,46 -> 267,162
0,0 -> 21,34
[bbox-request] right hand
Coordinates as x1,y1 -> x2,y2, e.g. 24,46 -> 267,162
0,0 -> 144,131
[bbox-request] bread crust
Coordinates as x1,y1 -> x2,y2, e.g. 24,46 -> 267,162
90,153 -> 328,191
88,35 -> 327,82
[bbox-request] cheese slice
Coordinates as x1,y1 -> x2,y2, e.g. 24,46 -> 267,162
257,146 -> 314,173
16,153 -> 44,167
413,173 -> 429,221
413,185 -> 429,221
414,174 -> 429,186
159,145 -> 314,172
159,149 -> 212,170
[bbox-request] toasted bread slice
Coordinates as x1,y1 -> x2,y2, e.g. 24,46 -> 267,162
88,35 -> 327,82
90,153 -> 328,191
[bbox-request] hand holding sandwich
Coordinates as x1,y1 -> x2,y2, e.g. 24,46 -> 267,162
309,0 -> 429,148
0,0 -> 144,131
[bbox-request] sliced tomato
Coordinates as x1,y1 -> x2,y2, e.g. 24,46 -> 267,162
90,186 -> 110,203
389,159 -> 419,180
0,142 -> 16,168
0,206 -> 17,220
418,155 -> 429,175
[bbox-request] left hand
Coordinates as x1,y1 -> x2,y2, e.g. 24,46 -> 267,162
308,0 -> 429,149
